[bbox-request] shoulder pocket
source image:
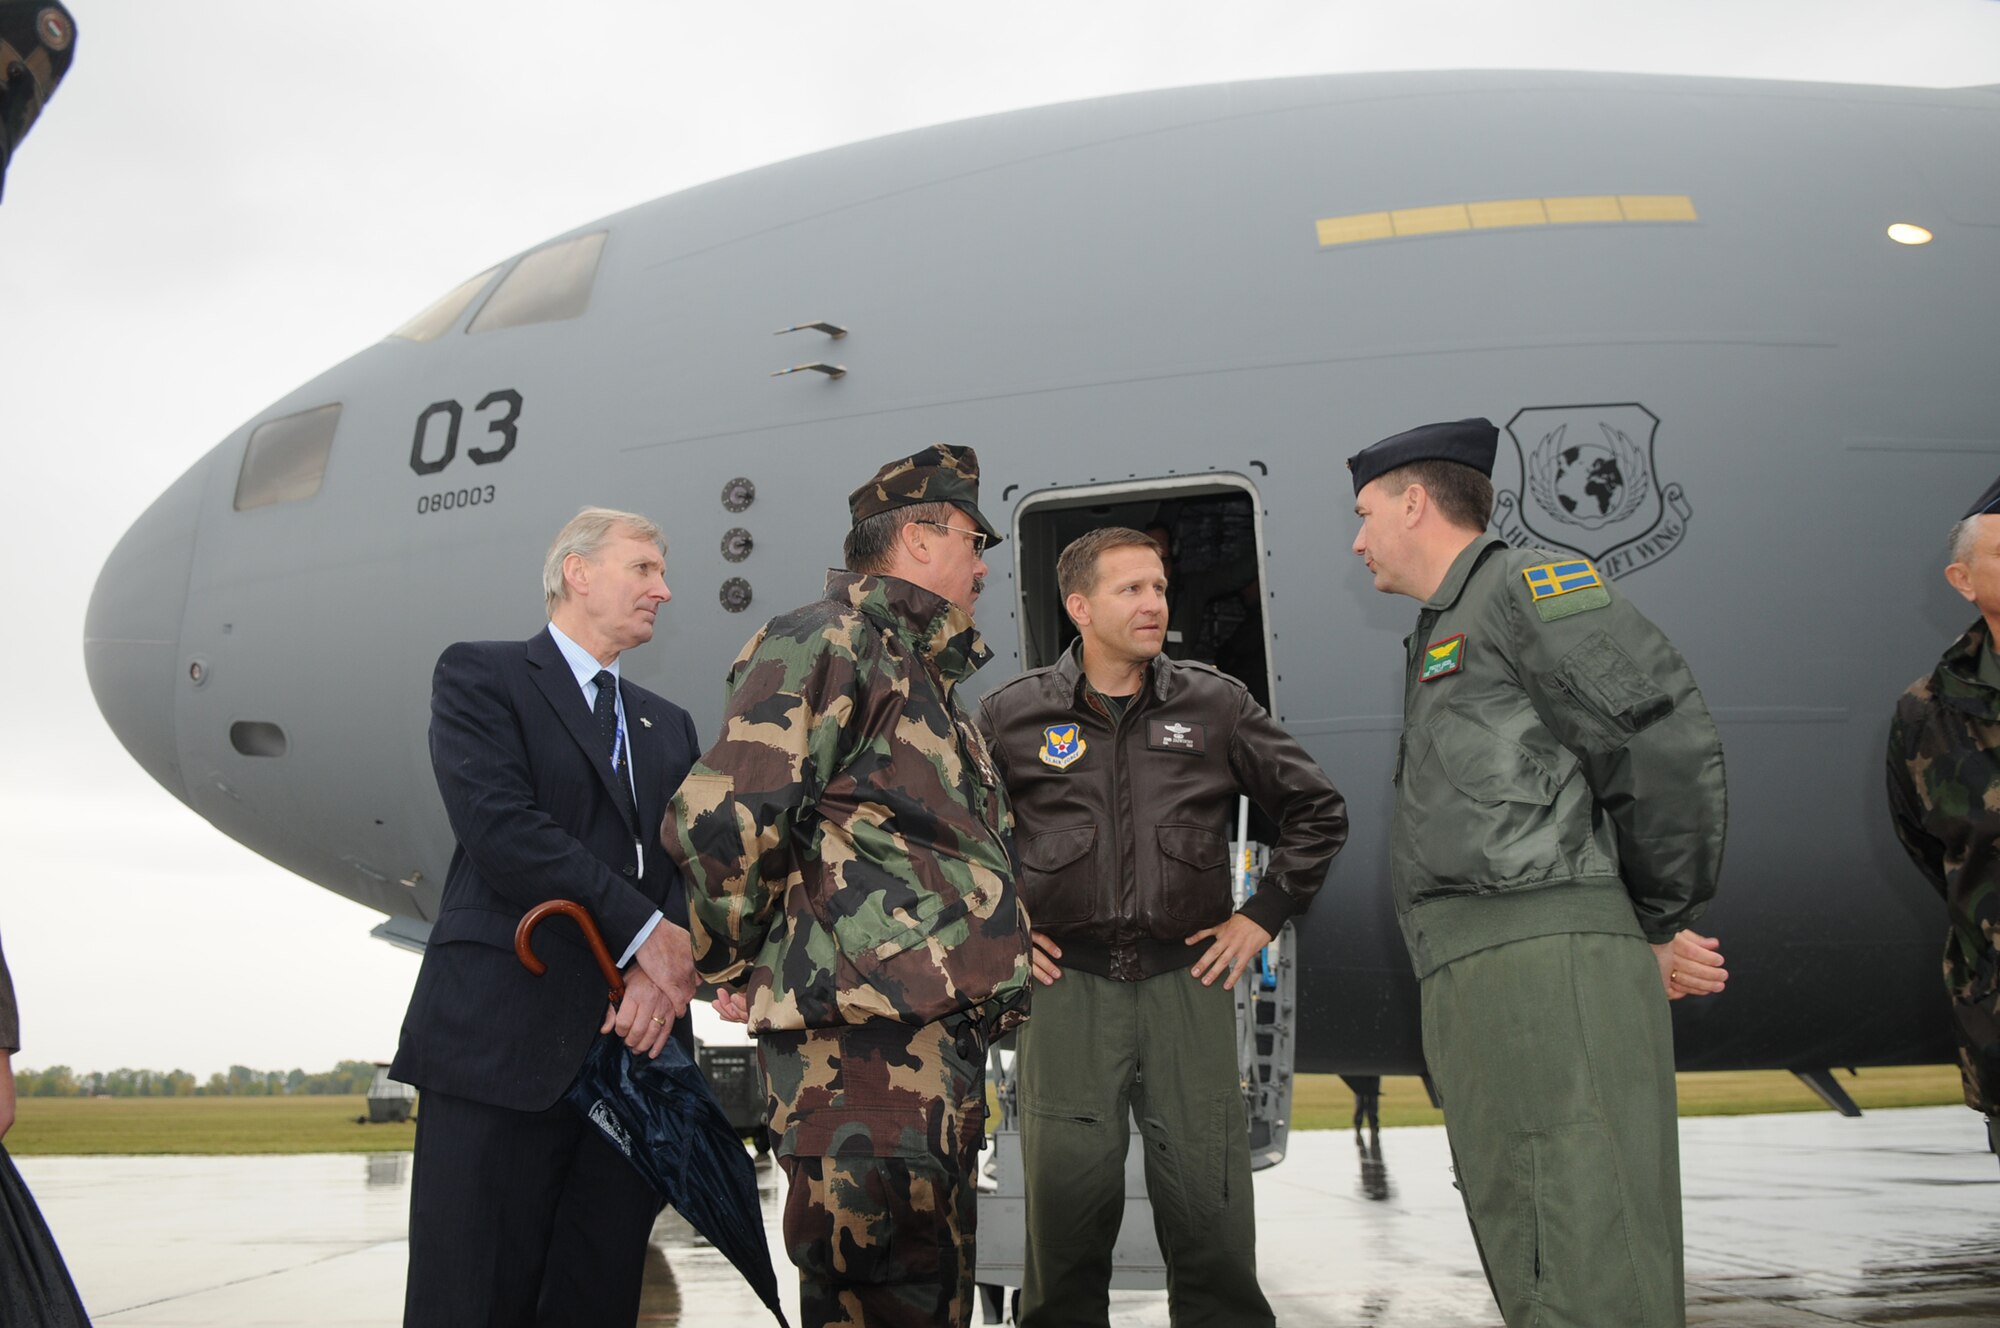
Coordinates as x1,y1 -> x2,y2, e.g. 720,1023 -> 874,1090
1545,631 -> 1674,751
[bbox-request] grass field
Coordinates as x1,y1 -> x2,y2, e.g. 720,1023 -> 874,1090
7,1095 -> 405,1156
5,1065 -> 1968,1156
1288,1064 -> 1968,1130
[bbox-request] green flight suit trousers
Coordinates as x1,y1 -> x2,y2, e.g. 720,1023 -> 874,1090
1421,930 -> 1684,1328
1016,966 -> 1271,1328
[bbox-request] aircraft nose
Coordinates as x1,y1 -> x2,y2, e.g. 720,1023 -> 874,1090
86,455 -> 209,804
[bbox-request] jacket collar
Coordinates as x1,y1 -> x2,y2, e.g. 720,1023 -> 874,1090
1423,535 -> 1509,611
1934,618 -> 2000,721
826,569 -> 992,685
1054,639 -> 1174,708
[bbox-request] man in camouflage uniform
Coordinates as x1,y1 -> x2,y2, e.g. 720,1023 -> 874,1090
661,445 -> 1032,1328
1886,473 -> 2000,1165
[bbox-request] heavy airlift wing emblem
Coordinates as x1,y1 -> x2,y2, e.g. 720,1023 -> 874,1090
1492,403 -> 1693,579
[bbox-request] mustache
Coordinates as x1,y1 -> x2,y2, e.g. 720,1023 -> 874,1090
970,575 -> 985,597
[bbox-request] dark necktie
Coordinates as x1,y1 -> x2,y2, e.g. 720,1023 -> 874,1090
592,670 -> 637,825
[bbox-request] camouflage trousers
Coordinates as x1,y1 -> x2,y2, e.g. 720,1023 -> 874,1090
759,1017 -> 989,1328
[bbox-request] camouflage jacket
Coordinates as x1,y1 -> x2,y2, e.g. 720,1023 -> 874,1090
663,570 -> 1032,1036
1887,617 -> 2000,1117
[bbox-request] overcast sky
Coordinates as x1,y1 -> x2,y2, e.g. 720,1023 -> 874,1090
2,0 -> 1998,1080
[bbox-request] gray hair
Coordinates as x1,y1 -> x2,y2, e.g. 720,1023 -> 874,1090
1951,516 -> 1981,567
843,500 -> 954,574
544,507 -> 665,612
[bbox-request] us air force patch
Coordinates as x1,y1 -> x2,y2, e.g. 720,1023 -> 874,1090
1039,723 -> 1086,769
1420,634 -> 1465,682
1148,719 -> 1206,753
1522,559 -> 1611,621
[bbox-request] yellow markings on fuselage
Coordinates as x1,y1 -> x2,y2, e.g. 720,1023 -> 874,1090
1316,194 -> 1697,247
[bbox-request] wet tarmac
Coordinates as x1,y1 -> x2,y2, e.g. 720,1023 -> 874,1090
16,1105 -> 1998,1325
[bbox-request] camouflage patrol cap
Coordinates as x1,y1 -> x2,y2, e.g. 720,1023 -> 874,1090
848,444 -> 1004,548
1347,418 -> 1498,496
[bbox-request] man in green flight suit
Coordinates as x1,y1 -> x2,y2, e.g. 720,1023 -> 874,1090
1886,472 -> 2000,1167
661,445 -> 1033,1328
1347,417 -> 1730,1328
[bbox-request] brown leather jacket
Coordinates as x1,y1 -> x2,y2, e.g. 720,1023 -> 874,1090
977,645 -> 1347,981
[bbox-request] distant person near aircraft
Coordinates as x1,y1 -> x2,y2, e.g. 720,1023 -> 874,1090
0,931 -> 93,1326
978,526 -> 1347,1328
1348,417 -> 1729,1328
1886,473 -> 2000,1168
390,508 -> 703,1328
1340,1073 -> 1382,1141
663,446 -> 1032,1328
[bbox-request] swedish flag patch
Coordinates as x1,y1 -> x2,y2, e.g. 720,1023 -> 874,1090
1522,559 -> 1610,621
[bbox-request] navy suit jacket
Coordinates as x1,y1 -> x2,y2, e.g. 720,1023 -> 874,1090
391,629 -> 700,1112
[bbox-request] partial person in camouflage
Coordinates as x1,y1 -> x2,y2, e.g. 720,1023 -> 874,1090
0,1 -> 78,204
1886,473 -> 2000,1164
661,444 -> 1032,1328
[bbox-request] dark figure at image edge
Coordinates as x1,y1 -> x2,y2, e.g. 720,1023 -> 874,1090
1886,471 -> 2000,1165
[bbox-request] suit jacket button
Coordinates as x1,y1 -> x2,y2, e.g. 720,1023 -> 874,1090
621,865 -> 636,877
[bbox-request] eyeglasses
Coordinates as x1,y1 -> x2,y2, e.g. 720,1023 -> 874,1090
917,520 -> 990,555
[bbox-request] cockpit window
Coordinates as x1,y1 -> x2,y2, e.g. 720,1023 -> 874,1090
389,266 -> 499,342
466,231 -> 607,334
234,404 -> 340,511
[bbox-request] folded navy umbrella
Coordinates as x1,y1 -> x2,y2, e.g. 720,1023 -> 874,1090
0,1145 -> 91,1326
517,900 -> 785,1325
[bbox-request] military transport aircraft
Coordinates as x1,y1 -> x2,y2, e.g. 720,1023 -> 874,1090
85,70 -> 2000,1114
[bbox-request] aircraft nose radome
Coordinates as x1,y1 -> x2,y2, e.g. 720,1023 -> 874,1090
86,455 -> 208,805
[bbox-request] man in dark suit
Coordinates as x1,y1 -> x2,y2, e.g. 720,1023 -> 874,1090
392,507 -> 703,1328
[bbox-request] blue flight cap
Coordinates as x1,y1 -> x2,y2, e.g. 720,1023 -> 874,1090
1347,418 -> 1499,496
1966,473 -> 2000,520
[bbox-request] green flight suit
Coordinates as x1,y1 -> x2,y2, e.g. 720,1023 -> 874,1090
1391,537 -> 1727,1328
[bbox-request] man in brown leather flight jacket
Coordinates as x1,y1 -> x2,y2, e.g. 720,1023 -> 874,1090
977,526 -> 1347,1328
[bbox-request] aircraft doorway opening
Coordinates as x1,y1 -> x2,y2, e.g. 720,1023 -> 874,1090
1010,476 -> 1272,713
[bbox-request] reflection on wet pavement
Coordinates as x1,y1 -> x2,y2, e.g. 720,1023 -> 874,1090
14,1106 -> 1996,1325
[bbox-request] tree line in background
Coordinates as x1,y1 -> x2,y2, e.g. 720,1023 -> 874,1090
11,1060 -> 380,1098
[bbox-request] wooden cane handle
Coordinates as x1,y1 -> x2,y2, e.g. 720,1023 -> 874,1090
514,899 -> 626,1004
